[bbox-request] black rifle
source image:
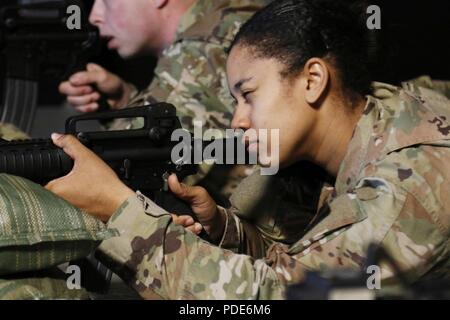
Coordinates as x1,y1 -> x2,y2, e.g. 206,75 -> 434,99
0,103 -> 193,212
0,102 -> 247,293
0,102 -> 246,231
0,0 -> 100,133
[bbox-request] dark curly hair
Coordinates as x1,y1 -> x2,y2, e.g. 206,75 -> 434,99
229,0 -> 374,96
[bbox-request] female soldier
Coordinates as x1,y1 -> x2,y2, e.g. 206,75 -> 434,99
47,0 -> 450,299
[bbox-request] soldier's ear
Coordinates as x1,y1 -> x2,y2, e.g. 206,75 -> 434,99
303,58 -> 329,106
151,0 -> 168,9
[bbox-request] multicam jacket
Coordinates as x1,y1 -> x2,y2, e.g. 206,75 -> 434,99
97,80 -> 450,299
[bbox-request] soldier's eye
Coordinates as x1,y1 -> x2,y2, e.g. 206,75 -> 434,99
242,91 -> 253,103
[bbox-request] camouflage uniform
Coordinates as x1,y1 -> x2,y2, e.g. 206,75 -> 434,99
109,0 -> 270,203
96,81 -> 450,299
406,75 -> 450,100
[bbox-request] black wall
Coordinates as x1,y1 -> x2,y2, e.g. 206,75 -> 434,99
370,0 -> 450,83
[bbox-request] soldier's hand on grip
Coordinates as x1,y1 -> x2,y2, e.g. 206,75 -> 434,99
168,174 -> 226,243
59,63 -> 133,113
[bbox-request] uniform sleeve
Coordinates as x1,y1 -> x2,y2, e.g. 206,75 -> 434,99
97,192 -> 288,300
125,39 -> 235,132
97,175 -> 447,299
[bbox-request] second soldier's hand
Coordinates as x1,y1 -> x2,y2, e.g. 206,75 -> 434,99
59,63 -> 133,113
168,174 -> 226,243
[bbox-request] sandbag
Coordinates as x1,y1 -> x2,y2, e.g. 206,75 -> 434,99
0,174 -> 118,276
0,277 -> 90,300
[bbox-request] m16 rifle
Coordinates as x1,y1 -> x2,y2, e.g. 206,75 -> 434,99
0,102 -> 247,235
0,102 -> 246,294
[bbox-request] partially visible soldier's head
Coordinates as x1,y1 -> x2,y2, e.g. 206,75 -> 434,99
89,0 -> 196,58
226,0 -> 372,169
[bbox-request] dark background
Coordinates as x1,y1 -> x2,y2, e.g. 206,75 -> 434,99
368,0 -> 450,83
14,0 -> 450,136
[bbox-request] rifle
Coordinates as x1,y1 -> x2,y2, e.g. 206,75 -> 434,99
0,102 -> 246,231
0,102 -> 248,294
0,0 -> 100,133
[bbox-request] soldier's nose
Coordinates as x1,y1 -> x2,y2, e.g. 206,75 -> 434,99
231,105 -> 251,130
89,0 -> 104,26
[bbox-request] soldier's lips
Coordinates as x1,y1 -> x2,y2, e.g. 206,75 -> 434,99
105,37 -> 117,49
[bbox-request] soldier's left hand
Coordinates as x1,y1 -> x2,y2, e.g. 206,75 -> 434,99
45,133 -> 135,222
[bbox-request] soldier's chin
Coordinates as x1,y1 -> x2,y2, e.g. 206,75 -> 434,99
116,46 -> 138,59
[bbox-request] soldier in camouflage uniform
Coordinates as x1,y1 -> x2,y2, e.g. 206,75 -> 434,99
46,78 -> 450,299
59,0 -> 269,203
83,80 -> 448,299
46,0 -> 450,299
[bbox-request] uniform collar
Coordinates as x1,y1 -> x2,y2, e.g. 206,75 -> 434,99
334,95 -> 378,195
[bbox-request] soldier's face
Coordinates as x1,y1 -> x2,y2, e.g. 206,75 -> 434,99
89,0 -> 161,58
227,45 -> 317,168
